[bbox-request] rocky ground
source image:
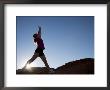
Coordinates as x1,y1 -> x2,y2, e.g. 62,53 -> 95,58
16,58 -> 94,74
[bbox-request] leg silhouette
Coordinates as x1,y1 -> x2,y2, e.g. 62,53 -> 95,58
40,54 -> 50,70
23,53 -> 39,69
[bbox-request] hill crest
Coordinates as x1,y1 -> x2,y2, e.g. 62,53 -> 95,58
16,58 -> 94,74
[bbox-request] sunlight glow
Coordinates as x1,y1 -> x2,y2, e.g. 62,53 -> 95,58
26,64 -> 33,70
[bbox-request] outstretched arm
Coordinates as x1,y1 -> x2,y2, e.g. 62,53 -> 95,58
38,26 -> 41,36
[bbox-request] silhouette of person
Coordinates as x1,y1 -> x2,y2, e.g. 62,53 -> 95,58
23,26 -> 54,73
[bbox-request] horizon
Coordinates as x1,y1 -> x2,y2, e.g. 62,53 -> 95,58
16,16 -> 94,69
17,57 -> 94,70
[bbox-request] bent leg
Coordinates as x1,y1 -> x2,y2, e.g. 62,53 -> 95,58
40,54 -> 50,70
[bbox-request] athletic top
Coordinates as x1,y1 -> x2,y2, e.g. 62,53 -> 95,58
34,37 -> 45,49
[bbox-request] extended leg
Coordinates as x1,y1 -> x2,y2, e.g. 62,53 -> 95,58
23,53 -> 39,69
40,54 -> 55,73
40,54 -> 50,70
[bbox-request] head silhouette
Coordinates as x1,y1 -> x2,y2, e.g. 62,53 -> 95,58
33,34 -> 37,38
33,33 -> 41,39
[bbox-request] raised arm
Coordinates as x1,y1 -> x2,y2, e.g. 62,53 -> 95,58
38,26 -> 41,36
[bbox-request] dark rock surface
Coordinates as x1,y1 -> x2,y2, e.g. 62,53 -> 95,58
55,58 -> 94,74
16,58 -> 94,74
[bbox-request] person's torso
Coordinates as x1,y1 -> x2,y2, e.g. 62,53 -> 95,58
35,38 -> 45,49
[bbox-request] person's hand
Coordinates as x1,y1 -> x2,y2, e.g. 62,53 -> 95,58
38,25 -> 41,37
38,26 -> 41,30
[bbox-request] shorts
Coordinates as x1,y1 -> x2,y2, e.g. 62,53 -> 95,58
35,48 -> 44,56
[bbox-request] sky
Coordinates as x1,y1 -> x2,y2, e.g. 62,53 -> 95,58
16,16 -> 94,69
